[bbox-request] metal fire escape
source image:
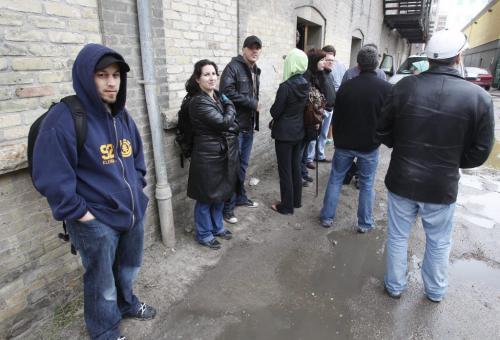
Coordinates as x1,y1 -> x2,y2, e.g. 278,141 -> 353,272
384,0 -> 433,43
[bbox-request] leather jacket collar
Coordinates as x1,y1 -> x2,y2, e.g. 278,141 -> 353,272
425,65 -> 463,79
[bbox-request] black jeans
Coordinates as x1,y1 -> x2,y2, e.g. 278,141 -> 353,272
275,139 -> 303,214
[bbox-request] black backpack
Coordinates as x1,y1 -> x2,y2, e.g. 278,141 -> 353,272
174,94 -> 193,168
27,95 -> 87,255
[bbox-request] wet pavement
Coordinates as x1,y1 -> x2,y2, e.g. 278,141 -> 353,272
38,90 -> 500,340
144,89 -> 500,339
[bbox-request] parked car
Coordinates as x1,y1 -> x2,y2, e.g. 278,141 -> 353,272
380,54 -> 429,84
464,67 -> 492,91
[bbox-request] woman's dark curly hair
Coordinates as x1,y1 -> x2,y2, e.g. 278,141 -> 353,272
185,59 -> 219,96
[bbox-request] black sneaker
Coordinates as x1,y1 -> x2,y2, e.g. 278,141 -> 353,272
303,175 -> 313,182
199,238 -> 221,250
357,226 -> 374,234
126,303 -> 156,320
215,229 -> 233,240
384,285 -> 402,299
425,294 -> 442,303
236,199 -> 259,208
117,337 -> 127,340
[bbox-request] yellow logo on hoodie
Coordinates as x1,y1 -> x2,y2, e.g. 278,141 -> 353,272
100,144 -> 116,165
120,139 -> 132,157
100,140 -> 132,165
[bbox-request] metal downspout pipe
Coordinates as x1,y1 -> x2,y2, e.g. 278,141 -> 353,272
137,0 -> 175,247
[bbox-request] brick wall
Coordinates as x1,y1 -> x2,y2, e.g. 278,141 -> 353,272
160,0 -> 238,231
98,0 -> 165,246
0,1 -> 102,337
0,0 -> 102,175
0,0 -> 411,337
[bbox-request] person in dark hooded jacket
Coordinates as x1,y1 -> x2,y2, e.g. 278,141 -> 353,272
32,44 -> 155,340
270,48 -> 309,214
186,59 -> 239,250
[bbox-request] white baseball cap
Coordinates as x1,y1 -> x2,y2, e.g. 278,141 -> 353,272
425,29 -> 468,60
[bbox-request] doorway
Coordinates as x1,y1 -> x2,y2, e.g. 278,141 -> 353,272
297,18 -> 322,51
350,37 -> 362,67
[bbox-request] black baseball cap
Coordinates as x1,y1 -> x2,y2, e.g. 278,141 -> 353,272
243,35 -> 262,49
95,54 -> 130,72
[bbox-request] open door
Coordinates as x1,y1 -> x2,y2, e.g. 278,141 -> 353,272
349,37 -> 362,67
297,18 -> 322,51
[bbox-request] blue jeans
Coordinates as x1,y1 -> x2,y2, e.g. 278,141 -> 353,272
224,129 -> 254,215
384,191 -> 455,301
66,219 -> 144,340
194,201 -> 225,243
306,109 -> 333,162
320,147 -> 379,227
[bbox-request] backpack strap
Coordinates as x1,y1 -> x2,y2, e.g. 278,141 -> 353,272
59,221 -> 77,255
60,95 -> 86,256
61,95 -> 87,154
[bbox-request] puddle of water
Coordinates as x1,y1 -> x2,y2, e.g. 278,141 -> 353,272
483,140 -> 500,169
449,259 -> 500,289
218,230 -> 386,340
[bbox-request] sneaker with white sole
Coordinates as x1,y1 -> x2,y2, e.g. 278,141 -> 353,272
223,214 -> 238,224
236,199 -> 259,208
124,302 -> 156,320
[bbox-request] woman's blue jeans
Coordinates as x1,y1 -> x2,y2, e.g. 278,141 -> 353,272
194,201 -> 225,243
66,219 -> 144,340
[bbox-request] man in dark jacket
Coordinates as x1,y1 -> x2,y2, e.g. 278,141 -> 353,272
341,43 -> 387,188
320,46 -> 391,232
220,35 -> 262,224
33,44 -> 155,340
377,30 -> 495,303
342,43 -> 387,83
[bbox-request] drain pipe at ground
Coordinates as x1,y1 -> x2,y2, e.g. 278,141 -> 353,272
136,0 -> 175,247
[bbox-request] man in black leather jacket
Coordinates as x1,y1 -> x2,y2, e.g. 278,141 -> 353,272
377,29 -> 495,303
220,35 -> 262,224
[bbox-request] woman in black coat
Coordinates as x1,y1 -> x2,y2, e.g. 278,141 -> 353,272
186,59 -> 239,249
270,49 -> 309,214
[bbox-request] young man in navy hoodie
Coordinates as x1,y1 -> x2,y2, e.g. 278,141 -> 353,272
33,44 -> 155,340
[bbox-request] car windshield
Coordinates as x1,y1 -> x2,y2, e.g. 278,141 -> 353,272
397,56 -> 428,74
465,67 -> 489,77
